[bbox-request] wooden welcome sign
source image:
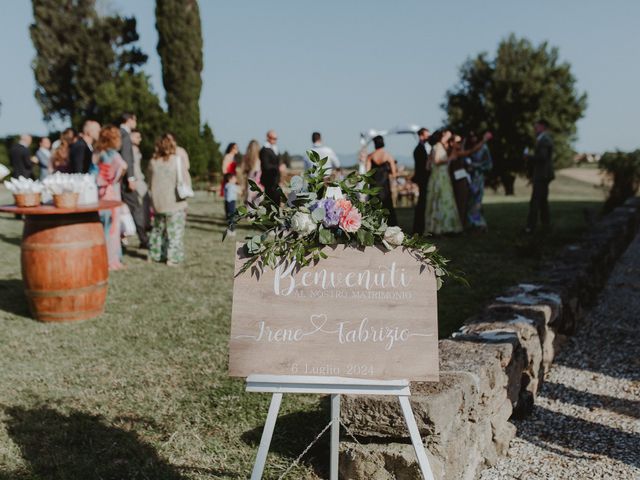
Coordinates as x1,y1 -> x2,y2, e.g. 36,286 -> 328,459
229,244 -> 439,381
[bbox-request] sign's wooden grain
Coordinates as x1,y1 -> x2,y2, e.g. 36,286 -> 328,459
229,244 -> 438,381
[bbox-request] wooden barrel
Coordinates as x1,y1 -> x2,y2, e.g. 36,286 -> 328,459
21,212 -> 108,322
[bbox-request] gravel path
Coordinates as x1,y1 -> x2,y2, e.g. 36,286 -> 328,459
480,233 -> 640,480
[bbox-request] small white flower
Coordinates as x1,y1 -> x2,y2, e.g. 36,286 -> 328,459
383,226 -> 405,247
324,186 -> 344,200
291,212 -> 316,236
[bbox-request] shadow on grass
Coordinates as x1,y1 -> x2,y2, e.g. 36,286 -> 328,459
187,212 -> 254,231
4,405 -> 188,480
187,213 -> 230,228
0,232 -> 21,247
122,247 -> 149,261
0,279 -> 31,319
241,400 -> 331,478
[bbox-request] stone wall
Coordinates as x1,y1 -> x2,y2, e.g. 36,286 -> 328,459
339,197 -> 640,480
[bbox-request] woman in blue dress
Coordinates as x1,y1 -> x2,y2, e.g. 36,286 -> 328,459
466,131 -> 493,230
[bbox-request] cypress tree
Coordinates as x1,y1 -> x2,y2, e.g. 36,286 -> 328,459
155,0 -> 207,176
201,123 -> 222,177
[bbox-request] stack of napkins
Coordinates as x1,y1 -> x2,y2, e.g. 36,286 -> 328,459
43,173 -> 98,205
4,176 -> 44,194
0,164 -> 9,181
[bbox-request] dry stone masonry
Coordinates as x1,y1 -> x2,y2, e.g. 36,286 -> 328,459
339,197 -> 640,480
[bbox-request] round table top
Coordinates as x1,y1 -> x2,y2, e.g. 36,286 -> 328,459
0,200 -> 122,215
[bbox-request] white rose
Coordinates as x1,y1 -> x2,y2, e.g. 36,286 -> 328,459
324,186 -> 344,200
291,212 -> 316,236
383,226 -> 405,246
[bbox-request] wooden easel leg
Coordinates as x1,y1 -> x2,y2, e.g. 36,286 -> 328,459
251,392 -> 283,480
398,396 -> 436,480
330,393 -> 340,480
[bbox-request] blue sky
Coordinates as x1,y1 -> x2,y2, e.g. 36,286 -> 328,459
1,0 -> 639,158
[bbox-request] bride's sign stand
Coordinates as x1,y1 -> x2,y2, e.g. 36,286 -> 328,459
229,245 -> 439,480
246,375 -> 434,480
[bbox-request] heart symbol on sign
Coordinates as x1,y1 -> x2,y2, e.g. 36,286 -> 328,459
306,313 -> 339,336
309,313 -> 327,331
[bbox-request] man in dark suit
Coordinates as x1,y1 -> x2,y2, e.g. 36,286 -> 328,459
525,119 -> 554,233
412,128 -> 431,235
10,134 -> 33,179
69,120 -> 100,173
259,130 -> 281,203
119,112 -> 148,248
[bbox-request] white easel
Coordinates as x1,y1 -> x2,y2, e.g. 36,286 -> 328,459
246,374 -> 435,480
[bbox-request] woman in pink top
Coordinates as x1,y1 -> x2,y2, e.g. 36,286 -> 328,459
95,126 -> 127,270
219,142 -> 238,197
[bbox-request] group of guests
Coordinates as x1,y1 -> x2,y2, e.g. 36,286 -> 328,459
216,128 -> 491,237
9,122 -> 105,179
407,120 -> 554,236
410,128 -> 494,236
218,130 -> 341,233
217,121 -> 554,240
9,113 -> 193,270
359,130 -> 492,234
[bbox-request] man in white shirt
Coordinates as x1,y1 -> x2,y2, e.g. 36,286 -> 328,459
305,132 -> 340,176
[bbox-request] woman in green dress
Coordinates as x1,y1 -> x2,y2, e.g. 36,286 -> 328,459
425,129 -> 463,235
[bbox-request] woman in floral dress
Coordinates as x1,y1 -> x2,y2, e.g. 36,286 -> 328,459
466,132 -> 493,230
95,126 -> 127,270
424,129 -> 463,235
147,134 -> 191,266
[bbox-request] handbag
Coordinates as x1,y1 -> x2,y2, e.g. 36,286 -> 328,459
0,163 -> 9,181
175,154 -> 194,199
120,204 -> 136,236
453,168 -> 470,182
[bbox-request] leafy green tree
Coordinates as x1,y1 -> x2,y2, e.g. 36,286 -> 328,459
599,150 -> 640,212
94,72 -> 171,161
201,123 -> 222,178
30,0 -> 147,126
155,0 -> 206,176
0,142 -> 9,168
444,34 -> 587,194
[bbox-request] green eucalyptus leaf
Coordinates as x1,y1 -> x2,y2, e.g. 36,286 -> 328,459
311,207 -> 326,223
319,226 -> 336,245
247,179 -> 262,192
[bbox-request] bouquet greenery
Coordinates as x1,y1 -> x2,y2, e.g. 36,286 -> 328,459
226,151 -> 454,288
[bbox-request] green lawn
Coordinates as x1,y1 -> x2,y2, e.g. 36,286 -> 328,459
0,173 -> 605,479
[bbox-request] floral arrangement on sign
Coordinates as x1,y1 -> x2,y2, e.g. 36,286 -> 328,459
227,151 -> 455,288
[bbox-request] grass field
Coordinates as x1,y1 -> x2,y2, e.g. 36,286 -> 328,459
0,172 -> 606,479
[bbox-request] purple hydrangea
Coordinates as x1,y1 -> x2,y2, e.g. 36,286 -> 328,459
316,198 -> 342,228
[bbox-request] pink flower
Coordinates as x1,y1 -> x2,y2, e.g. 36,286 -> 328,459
335,199 -> 352,215
340,207 -> 362,233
